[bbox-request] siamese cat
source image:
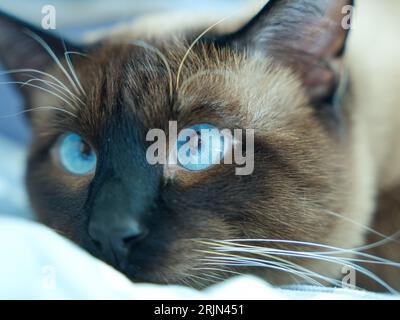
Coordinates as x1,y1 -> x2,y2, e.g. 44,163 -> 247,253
1,0 -> 399,292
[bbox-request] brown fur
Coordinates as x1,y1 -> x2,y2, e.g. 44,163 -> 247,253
1,0 -> 399,291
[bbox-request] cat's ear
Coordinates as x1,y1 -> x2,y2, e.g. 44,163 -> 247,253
217,0 -> 354,105
0,11 -> 81,103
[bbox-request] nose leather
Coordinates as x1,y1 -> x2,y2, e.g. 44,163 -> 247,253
88,219 -> 146,265
88,175 -> 154,266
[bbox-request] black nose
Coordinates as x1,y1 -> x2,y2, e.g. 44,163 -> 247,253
88,171 -> 157,267
88,221 -> 147,266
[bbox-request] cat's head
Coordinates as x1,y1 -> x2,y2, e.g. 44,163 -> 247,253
1,0 -> 366,287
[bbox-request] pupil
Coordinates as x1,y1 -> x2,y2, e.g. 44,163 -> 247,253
79,142 -> 92,157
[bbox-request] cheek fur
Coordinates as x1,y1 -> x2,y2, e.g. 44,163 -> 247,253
26,151 -> 91,241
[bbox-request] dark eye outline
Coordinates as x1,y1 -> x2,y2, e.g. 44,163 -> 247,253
53,132 -> 97,176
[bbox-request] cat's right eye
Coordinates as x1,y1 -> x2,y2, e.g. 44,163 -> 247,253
55,133 -> 97,176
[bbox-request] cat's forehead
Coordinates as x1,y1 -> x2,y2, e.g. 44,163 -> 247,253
32,40 -> 308,140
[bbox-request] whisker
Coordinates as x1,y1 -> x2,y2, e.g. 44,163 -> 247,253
0,106 -> 77,119
208,244 -> 400,270
195,240 -> 330,287
193,266 -> 242,277
181,272 -> 211,288
175,13 -> 238,90
195,240 -> 333,286
204,244 -> 399,293
64,51 -> 88,58
197,250 -> 332,287
350,229 -> 400,252
209,241 -> 396,264
203,239 -> 398,261
202,257 -> 326,287
0,80 -> 77,110
179,272 -> 198,289
25,30 -> 81,95
1,68 -> 78,101
205,259 -> 338,288
62,41 -> 86,96
21,77 -> 84,106
205,239 -> 400,272
199,271 -> 225,284
323,209 -> 400,245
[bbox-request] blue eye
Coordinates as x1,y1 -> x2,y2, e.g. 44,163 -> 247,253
58,133 -> 97,176
177,124 -> 224,172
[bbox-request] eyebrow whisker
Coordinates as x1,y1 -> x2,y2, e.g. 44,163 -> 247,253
21,77 -> 84,107
175,13 -> 237,91
62,40 -> 87,97
0,105 -> 78,119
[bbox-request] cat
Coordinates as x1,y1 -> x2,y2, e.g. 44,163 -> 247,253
1,0 -> 400,292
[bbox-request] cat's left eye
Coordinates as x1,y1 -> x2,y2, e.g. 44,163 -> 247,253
56,133 -> 97,176
176,124 -> 225,172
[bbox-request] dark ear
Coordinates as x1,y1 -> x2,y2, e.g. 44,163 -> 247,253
0,11 -> 81,103
217,0 -> 354,105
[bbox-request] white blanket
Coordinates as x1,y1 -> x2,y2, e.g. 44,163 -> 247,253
0,216 -> 396,300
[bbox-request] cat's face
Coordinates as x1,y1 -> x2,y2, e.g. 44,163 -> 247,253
1,0 -> 364,287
